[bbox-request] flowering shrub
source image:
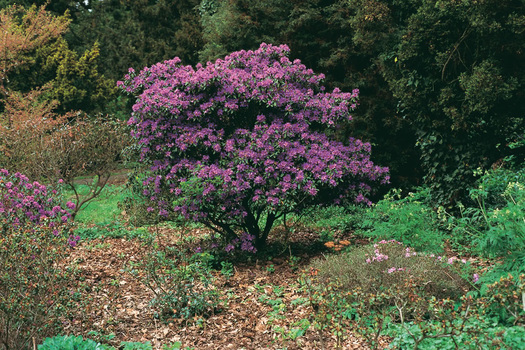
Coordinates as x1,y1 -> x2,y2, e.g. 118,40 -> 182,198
119,43 -> 389,249
0,169 -> 75,349
0,225 -> 74,350
0,169 -> 75,241
311,240 -> 469,299
303,242 -> 519,349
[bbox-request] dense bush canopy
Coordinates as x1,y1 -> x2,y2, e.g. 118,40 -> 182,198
120,43 -> 388,248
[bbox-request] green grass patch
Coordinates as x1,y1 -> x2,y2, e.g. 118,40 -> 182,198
65,184 -> 125,225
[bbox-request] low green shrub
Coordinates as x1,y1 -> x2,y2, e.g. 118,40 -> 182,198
38,337 -> 193,350
357,189 -> 444,252
479,273 -> 525,326
303,241 -> 525,349
302,241 -> 474,349
120,341 -> 153,350
38,335 -> 107,350
310,240 -> 468,299
126,245 -> 221,322
74,221 -> 150,240
386,317 -> 525,350
299,205 -> 365,240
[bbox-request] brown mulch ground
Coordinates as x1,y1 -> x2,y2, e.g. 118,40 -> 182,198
62,226 -> 391,350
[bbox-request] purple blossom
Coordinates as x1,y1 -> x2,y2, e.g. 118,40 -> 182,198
119,43 -> 389,247
1,169 -> 72,244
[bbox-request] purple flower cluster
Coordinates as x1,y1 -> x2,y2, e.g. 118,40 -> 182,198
205,232 -> 257,255
0,169 -> 74,245
119,43 -> 389,245
365,240 -> 473,279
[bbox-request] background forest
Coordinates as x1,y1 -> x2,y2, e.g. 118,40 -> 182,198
0,1 -> 524,349
1,0 -> 523,202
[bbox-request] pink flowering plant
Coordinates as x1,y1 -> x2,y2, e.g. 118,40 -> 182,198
119,43 -> 389,249
0,169 -> 76,241
0,169 -> 76,349
305,241 -> 480,349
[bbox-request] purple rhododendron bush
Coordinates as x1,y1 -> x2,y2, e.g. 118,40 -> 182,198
0,169 -> 77,244
119,43 -> 389,249
0,169 -> 76,349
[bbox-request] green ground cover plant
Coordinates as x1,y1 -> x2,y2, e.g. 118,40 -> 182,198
125,243 -> 221,323
302,240 -> 525,349
38,335 -> 193,350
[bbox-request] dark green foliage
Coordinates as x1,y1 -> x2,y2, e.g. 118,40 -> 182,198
198,0 -> 292,62
379,0 -> 525,204
452,166 -> 525,276
67,0 -> 203,82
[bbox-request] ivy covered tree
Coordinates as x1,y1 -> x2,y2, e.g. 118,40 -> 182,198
120,43 -> 389,249
379,0 -> 525,204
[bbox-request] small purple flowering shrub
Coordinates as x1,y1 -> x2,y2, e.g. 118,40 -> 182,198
0,225 -> 73,349
310,240 -> 469,300
119,43 -> 389,249
303,241 -> 474,348
0,169 -> 75,349
0,169 -> 77,245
